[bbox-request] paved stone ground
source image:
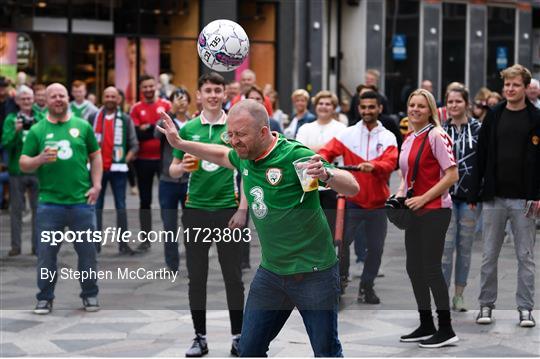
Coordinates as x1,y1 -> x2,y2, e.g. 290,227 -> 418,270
1,174 -> 539,357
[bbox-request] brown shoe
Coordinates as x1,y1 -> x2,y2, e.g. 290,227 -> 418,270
8,248 -> 21,256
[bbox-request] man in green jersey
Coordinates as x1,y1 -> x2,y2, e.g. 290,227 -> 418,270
168,73 -> 247,357
158,99 -> 359,357
70,80 -> 98,123
2,85 -> 40,256
20,83 -> 103,315
32,84 -> 48,122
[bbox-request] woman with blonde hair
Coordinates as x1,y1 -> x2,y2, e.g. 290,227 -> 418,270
486,91 -> 503,108
471,87 -> 491,122
396,89 -> 459,348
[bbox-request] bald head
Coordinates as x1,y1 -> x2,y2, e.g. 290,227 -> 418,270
526,78 -> 539,102
229,99 -> 269,130
103,86 -> 119,111
227,99 -> 273,160
421,80 -> 433,94
104,86 -> 119,96
240,69 -> 256,91
46,83 -> 69,118
47,83 -> 68,97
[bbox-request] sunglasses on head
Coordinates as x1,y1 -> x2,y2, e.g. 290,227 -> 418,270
172,89 -> 187,100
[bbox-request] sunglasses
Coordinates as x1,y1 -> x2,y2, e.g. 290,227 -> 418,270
172,89 -> 188,100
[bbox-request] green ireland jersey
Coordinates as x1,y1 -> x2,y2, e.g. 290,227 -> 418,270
70,101 -> 87,119
32,103 -> 48,122
21,115 -> 100,204
172,114 -> 238,209
228,134 -> 337,275
1,111 -> 42,175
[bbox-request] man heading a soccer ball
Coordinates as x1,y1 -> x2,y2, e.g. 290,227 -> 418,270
158,98 -> 359,357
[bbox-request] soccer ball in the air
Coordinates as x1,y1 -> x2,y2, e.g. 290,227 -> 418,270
197,19 -> 250,72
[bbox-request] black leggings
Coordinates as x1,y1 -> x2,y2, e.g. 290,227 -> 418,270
182,208 -> 245,335
405,209 -> 451,311
134,159 -> 160,234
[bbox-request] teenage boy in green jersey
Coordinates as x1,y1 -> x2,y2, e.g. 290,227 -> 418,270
32,84 -> 48,122
168,73 -> 247,357
70,80 -> 98,123
2,85 -> 41,256
158,99 -> 359,357
20,83 -> 103,315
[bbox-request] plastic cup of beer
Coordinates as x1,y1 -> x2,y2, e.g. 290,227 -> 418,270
45,142 -> 58,162
293,156 -> 319,192
184,153 -> 199,172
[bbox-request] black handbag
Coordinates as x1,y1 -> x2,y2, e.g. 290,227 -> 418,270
385,128 -> 432,230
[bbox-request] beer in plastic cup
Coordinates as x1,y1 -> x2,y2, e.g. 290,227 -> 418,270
184,154 -> 200,172
44,141 -> 58,162
293,156 -> 319,192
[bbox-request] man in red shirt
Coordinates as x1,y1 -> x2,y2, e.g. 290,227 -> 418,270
93,87 -> 139,255
130,75 -> 171,251
319,91 -> 398,304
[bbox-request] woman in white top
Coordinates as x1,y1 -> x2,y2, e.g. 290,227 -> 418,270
295,91 -> 346,152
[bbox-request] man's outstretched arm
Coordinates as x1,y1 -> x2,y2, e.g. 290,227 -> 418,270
156,111 -> 234,169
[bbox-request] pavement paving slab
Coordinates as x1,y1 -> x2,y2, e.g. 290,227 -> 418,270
1,175 -> 539,357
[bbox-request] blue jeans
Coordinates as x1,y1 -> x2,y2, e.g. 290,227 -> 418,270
353,222 -> 367,262
342,204 -> 387,284
158,180 -> 187,271
239,264 -> 342,357
36,203 -> 98,301
96,171 -> 128,249
442,201 -> 476,287
0,170 -> 9,208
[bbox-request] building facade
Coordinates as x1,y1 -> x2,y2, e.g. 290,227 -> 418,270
1,0 -> 538,114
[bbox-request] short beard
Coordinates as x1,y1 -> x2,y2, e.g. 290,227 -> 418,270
50,107 -> 68,119
105,103 -> 117,112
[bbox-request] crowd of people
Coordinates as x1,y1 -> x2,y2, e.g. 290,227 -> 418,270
0,63 -> 539,356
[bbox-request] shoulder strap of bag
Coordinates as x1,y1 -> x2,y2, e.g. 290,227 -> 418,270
409,127 -> 433,196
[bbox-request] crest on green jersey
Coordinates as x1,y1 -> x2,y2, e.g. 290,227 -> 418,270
69,128 -> 80,138
220,132 -> 230,144
265,168 -> 282,186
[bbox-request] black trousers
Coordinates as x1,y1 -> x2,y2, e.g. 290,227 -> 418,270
134,159 -> 160,235
405,209 -> 452,311
182,208 -> 245,335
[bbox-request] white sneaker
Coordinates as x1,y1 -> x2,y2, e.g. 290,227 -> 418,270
186,334 -> 208,357
519,310 -> 536,328
350,261 -> 364,278
476,306 -> 493,324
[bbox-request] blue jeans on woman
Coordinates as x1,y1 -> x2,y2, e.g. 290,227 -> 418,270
36,203 -> 98,301
239,263 -> 343,357
442,200 -> 476,288
158,180 -> 187,272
